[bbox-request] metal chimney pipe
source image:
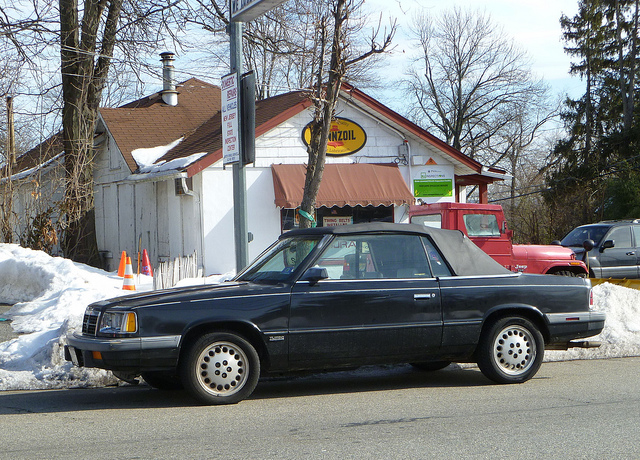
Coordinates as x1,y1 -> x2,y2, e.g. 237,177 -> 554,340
160,52 -> 178,106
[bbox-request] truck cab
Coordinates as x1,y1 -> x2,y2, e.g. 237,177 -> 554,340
409,202 -> 588,276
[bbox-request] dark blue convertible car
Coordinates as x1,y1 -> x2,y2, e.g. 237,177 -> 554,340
65,223 -> 605,404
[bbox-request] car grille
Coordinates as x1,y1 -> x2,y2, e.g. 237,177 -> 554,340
82,310 -> 100,335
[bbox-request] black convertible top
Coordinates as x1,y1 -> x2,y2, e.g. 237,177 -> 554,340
285,223 -> 512,277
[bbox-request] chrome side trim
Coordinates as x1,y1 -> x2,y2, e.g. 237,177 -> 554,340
66,332 -> 181,352
289,322 -> 442,334
293,287 -> 438,296
545,311 -> 606,324
141,335 -> 181,349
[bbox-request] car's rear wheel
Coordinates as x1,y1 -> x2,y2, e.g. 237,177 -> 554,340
141,371 -> 183,390
410,361 -> 451,372
180,332 -> 260,405
476,316 -> 544,384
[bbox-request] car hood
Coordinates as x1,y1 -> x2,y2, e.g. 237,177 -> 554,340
89,281 -> 282,310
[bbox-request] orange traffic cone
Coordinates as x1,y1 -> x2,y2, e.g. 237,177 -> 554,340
141,249 -> 153,276
117,251 -> 127,277
122,257 -> 136,291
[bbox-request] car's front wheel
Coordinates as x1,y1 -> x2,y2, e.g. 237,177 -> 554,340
180,332 -> 260,405
476,316 -> 544,384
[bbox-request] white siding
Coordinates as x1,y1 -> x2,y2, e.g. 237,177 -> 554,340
201,168 -> 236,274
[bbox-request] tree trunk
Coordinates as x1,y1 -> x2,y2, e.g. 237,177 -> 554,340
59,0 -> 122,264
299,0 -> 347,228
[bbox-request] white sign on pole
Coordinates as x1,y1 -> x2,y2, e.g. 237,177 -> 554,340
221,72 -> 239,165
230,0 -> 289,22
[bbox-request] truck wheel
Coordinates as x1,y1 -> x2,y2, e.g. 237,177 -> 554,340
180,332 -> 260,405
476,316 -> 544,384
552,270 -> 577,276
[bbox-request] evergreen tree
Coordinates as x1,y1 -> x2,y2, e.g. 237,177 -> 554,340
545,0 -> 640,234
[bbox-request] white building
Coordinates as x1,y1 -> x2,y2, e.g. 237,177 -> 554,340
6,55 -> 507,275
91,63 -> 506,275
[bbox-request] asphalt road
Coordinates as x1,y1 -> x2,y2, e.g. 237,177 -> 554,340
0,304 -> 17,342
0,357 -> 638,459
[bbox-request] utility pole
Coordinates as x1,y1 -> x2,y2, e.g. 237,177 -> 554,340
228,21 -> 249,272
2,96 -> 15,242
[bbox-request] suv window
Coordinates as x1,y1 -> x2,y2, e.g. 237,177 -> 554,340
607,226 -> 633,248
633,226 -> 640,248
561,225 -> 610,247
411,214 -> 442,229
463,214 -> 500,237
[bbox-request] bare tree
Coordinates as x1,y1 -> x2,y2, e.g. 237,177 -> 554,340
185,0 -> 393,99
403,7 -> 550,169
2,0 -> 186,262
299,0 -> 395,228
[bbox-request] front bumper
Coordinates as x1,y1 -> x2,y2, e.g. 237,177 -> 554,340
64,332 -> 181,372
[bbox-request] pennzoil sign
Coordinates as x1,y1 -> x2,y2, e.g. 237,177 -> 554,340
302,117 -> 367,156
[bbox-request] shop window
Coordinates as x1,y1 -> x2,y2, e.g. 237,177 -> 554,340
281,205 -> 393,233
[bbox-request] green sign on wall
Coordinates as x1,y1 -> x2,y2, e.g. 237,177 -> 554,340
413,179 -> 453,198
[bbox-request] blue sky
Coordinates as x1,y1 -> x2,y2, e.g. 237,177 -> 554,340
363,0 -> 583,107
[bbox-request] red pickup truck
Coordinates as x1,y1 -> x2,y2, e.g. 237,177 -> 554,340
409,202 -> 588,276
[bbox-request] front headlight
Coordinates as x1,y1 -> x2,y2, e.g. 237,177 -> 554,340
99,310 -> 138,335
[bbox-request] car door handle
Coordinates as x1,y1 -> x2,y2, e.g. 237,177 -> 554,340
626,251 -> 636,256
414,293 -> 436,299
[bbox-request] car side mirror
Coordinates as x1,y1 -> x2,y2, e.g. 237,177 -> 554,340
582,239 -> 595,252
600,240 -> 614,252
300,267 -> 329,285
551,240 -> 561,246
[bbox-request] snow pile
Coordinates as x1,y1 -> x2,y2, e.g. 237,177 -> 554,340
546,281 -> 640,361
0,244 -> 150,390
1,243 -> 639,391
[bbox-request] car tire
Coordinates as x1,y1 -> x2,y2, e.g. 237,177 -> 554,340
410,361 -> 451,372
476,316 -> 544,384
180,332 -> 260,405
141,371 -> 184,391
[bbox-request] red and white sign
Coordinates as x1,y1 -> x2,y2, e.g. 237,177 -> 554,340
221,72 -> 239,165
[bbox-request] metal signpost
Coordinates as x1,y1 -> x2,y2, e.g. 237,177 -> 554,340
227,0 -> 286,272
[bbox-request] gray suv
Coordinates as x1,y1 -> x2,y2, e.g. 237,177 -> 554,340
559,220 -> 640,278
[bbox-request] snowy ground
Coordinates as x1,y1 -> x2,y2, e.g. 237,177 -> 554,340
1,243 -> 639,391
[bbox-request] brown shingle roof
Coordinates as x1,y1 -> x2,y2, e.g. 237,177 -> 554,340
6,133 -> 64,179
183,90 -> 311,176
99,79 -> 311,175
99,78 -> 221,172
162,90 -> 311,175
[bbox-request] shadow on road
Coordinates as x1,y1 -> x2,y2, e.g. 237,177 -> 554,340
0,364 -> 491,414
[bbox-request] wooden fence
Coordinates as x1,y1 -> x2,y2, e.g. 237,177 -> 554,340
153,251 -> 201,290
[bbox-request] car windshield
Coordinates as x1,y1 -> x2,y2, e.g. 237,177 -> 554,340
235,235 -> 323,284
561,225 -> 609,247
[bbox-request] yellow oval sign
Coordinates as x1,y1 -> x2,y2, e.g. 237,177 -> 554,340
302,117 -> 367,156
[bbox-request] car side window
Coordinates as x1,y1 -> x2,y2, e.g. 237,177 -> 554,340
633,226 -> 640,248
421,236 -> 452,277
606,226 -> 633,248
314,234 -> 431,279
